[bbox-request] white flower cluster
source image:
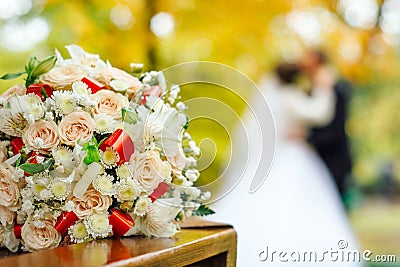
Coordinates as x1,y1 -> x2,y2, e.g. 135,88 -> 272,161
0,45 -> 212,252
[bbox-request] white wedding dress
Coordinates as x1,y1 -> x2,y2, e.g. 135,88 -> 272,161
208,77 -> 363,266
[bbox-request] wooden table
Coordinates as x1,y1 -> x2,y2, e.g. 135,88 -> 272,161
0,220 -> 236,267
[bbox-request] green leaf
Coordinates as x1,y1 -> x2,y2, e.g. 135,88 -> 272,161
183,113 -> 190,130
83,148 -> 101,165
19,159 -> 54,175
15,154 -> 22,167
0,71 -> 26,80
191,204 -> 215,217
82,137 -> 102,165
30,55 -> 57,78
122,107 -> 138,124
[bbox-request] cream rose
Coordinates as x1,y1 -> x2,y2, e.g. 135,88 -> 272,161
21,218 -> 61,251
22,120 -> 60,153
0,163 -> 20,211
39,64 -> 87,90
0,84 -> 26,101
97,67 -> 142,93
58,111 -> 94,146
129,150 -> 171,194
91,90 -> 129,120
72,188 -> 112,219
0,141 -> 10,162
0,206 -> 15,226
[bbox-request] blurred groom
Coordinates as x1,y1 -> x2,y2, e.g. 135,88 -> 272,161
300,50 -> 353,201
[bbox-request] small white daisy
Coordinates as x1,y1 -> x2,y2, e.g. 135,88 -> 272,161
50,179 -> 71,200
116,164 -> 132,179
24,103 -> 45,121
100,147 -> 120,168
72,81 -> 90,96
115,178 -> 140,202
110,79 -> 130,93
24,93 -> 42,106
53,146 -> 73,164
94,114 -> 115,134
50,91 -> 77,116
68,221 -> 90,243
133,197 -> 150,217
84,213 -> 112,239
92,174 -> 114,196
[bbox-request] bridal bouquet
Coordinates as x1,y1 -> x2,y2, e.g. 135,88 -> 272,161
0,45 -> 213,252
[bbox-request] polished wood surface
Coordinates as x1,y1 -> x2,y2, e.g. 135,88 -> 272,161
0,219 -> 236,267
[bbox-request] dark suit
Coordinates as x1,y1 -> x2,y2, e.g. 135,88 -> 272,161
308,79 -> 352,197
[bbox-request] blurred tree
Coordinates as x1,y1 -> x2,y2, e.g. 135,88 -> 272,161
0,0 -> 399,186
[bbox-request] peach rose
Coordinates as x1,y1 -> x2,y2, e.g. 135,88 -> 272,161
58,111 -> 94,146
0,141 -> 10,162
91,90 -> 129,120
22,120 -> 60,153
0,84 -> 26,101
21,218 -> 61,251
39,64 -> 87,90
0,163 -> 20,211
72,188 -> 112,219
0,205 -> 15,226
129,150 -> 171,194
97,67 -> 142,93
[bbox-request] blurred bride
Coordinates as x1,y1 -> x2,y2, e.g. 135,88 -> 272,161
208,62 -> 362,266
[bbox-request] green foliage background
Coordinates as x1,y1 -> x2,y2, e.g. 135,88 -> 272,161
0,0 -> 399,188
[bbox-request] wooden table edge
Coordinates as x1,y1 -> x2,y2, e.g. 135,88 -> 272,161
104,227 -> 237,267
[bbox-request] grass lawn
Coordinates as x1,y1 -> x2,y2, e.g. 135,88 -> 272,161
350,197 -> 400,266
